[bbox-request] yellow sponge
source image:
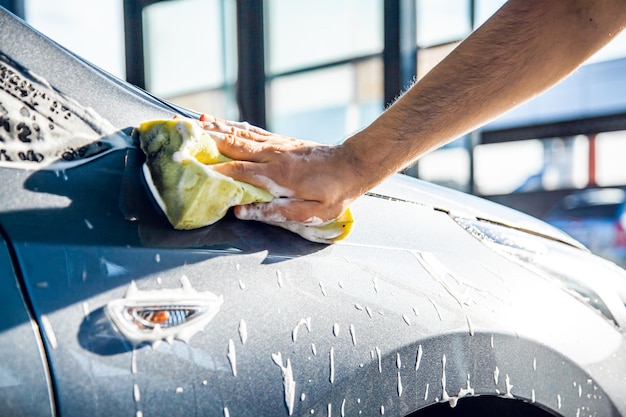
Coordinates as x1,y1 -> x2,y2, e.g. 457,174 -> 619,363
137,118 -> 353,243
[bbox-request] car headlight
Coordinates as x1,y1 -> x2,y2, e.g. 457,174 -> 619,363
451,215 -> 626,329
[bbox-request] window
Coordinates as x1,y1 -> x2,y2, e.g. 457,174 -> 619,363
265,0 -> 384,141
265,0 -> 383,75
595,130 -> 626,186
416,138 -> 471,192
416,0 -> 471,48
269,59 -> 383,143
142,0 -> 237,117
474,136 -> 589,195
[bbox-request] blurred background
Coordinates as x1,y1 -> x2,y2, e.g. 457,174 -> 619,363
3,0 -> 626,265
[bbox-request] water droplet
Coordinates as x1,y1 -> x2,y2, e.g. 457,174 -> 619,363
349,324 -> 356,346
154,253 -> 160,263
397,371 -> 403,397
376,347 -> 382,373
223,407 -> 230,417
239,319 -> 248,345
424,383 -> 429,401
341,398 -> 346,417
415,345 -> 423,371
402,314 -> 411,326
238,279 -> 245,290
333,323 -> 340,337
82,302 -> 90,319
292,318 -> 312,342
396,353 -> 401,369
466,315 -> 474,336
272,352 -> 296,416
329,347 -> 335,383
557,394 -> 562,409
504,374 -> 514,398
441,354 -> 449,403
131,350 -> 137,374
84,218 -> 94,230
531,389 -> 536,403
227,339 -> 237,377
176,387 -> 184,394
276,270 -> 284,288
493,366 -> 500,385
533,357 -> 537,370
319,282 -> 327,296
133,383 -> 140,402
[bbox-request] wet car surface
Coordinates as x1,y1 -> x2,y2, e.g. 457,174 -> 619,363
1,7 -> 626,417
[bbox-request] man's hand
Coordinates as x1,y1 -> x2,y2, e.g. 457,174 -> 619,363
198,114 -> 363,225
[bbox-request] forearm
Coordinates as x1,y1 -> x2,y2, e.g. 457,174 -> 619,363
344,0 -> 626,193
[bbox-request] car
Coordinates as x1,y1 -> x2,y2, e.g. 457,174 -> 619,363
2,7 -> 626,417
544,188 -> 626,267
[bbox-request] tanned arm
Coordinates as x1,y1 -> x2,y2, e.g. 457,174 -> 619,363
208,0 -> 626,224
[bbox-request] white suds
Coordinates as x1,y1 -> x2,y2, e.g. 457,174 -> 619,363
292,318 -> 312,342
227,339 -> 237,377
272,352 -> 296,416
239,319 -> 248,345
415,345 -> 423,371
330,347 -> 335,383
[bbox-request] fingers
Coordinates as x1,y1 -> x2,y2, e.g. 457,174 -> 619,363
234,199 -> 336,225
209,131 -> 271,161
199,114 -> 271,136
213,160 -> 294,198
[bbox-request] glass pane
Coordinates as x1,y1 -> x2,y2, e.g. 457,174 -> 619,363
415,141 -> 470,192
266,0 -> 383,74
416,42 -> 459,79
24,0 -> 125,78
143,0 -> 233,97
474,0 -> 506,28
268,60 -> 383,144
595,130 -> 626,186
416,0 -> 471,47
166,88 -> 237,119
474,137 -> 588,195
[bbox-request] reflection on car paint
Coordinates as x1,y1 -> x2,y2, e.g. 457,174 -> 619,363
0,52 -> 131,170
106,275 -> 223,346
